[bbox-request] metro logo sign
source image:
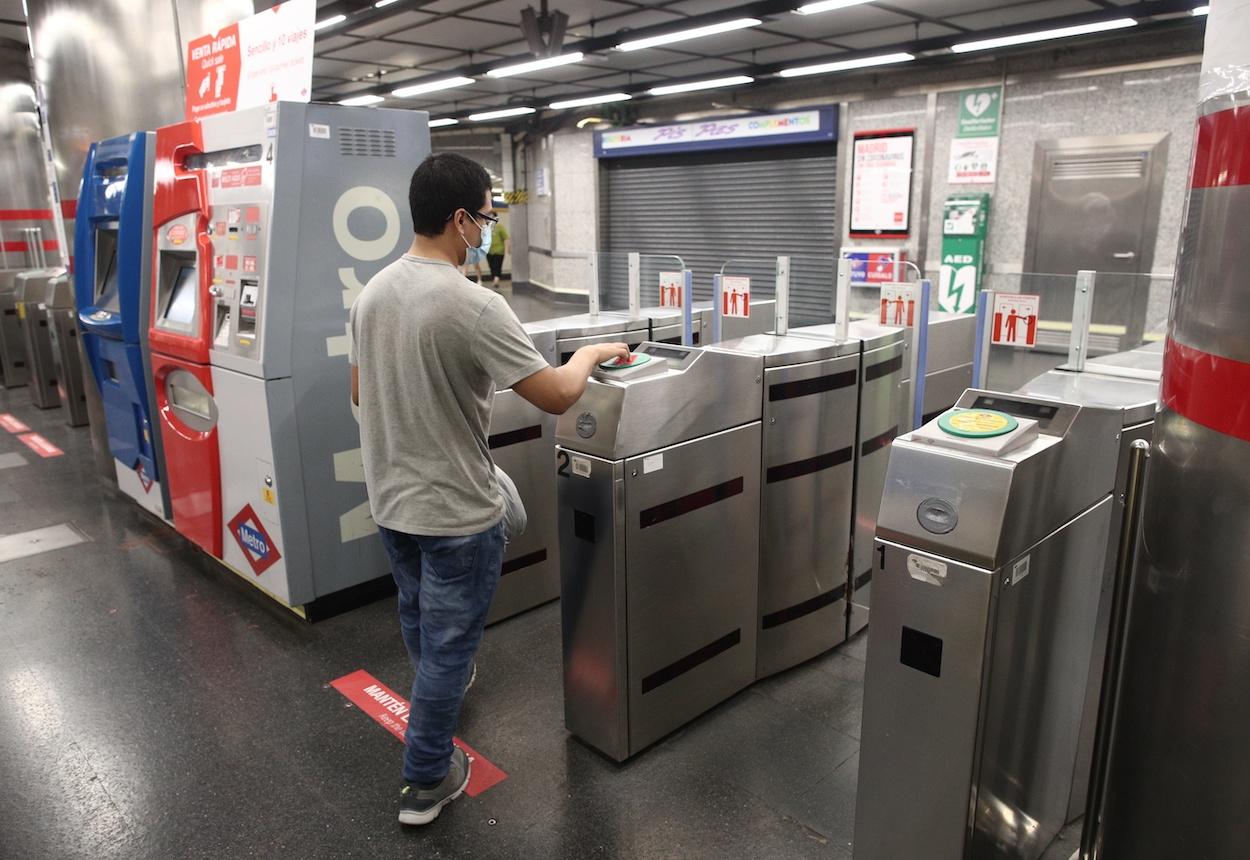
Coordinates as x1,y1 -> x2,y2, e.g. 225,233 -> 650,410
228,504 -> 282,575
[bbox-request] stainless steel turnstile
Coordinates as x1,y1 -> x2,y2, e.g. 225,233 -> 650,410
0,269 -> 30,387
790,321 -> 907,639
696,298 -> 777,343
641,306 -> 704,346
710,333 -> 861,678
903,310 -> 976,425
1014,342 -> 1161,825
552,313 -> 649,365
15,268 -> 65,409
486,321 -> 560,625
556,342 -> 762,761
44,273 -> 90,426
855,389 -> 1134,860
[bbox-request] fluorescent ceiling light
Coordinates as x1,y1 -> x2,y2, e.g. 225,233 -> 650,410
616,18 -> 761,52
648,75 -> 754,96
487,52 -> 583,78
549,92 -> 632,110
315,14 -> 346,30
469,106 -> 537,121
339,94 -> 384,106
428,118 -> 460,128
779,52 -> 915,77
795,0 -> 874,14
1192,5 -> 1209,15
375,0 -> 401,6
951,18 -> 1137,53
391,76 -> 475,98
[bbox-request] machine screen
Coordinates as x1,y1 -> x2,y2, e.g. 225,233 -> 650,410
184,144 -> 262,170
95,228 -> 120,312
972,395 -> 1059,424
164,266 -> 198,326
642,345 -> 691,360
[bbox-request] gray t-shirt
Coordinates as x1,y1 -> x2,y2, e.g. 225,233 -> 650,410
349,255 -> 548,536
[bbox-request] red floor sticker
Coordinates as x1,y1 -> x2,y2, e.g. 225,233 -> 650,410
330,669 -> 507,797
0,414 -> 30,433
17,433 -> 63,458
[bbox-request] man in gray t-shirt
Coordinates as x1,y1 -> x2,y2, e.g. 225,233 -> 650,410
350,153 -> 627,827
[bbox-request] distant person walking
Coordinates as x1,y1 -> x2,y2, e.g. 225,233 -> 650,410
485,219 -> 509,288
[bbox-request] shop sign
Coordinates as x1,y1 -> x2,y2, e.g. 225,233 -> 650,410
596,108 -> 837,158
843,249 -> 904,286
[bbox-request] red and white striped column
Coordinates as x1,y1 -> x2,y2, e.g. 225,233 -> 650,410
1100,2 -> 1250,857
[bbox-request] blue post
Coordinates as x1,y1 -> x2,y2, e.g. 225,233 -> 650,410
971,289 -> 993,390
912,279 -> 932,430
711,273 -> 723,345
682,269 -> 694,346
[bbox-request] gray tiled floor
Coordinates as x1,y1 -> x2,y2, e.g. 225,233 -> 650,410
0,382 -> 866,859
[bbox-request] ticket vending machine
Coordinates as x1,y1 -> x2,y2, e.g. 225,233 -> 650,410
76,132 -> 171,516
150,103 -> 429,613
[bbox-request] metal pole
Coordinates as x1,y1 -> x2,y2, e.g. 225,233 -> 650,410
836,256 -> 851,341
1079,438 -> 1151,860
681,269 -> 694,346
0,227 -> 8,269
627,252 -> 640,318
587,253 -> 600,316
775,256 -> 790,336
711,273 -> 723,345
1068,269 -> 1096,371
971,289 -> 996,389
911,279 -> 932,430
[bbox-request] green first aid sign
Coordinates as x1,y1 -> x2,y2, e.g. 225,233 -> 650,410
938,194 -> 990,314
957,86 -> 1002,138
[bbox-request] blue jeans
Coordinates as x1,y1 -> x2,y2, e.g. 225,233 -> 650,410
378,521 -> 505,786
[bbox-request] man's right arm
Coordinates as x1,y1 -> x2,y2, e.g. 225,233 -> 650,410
513,342 -> 630,415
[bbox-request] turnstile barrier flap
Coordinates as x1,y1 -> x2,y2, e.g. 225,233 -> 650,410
708,332 -> 858,368
555,342 -> 762,461
876,388 -> 1122,569
16,269 -> 66,303
44,274 -> 75,309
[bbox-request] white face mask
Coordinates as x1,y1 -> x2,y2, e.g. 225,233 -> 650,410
460,211 -> 492,257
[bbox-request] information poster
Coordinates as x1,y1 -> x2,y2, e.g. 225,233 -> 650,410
721,276 -> 750,318
879,282 -> 918,327
948,137 -> 999,184
850,130 -> 914,238
992,293 -> 1040,348
185,0 -> 315,121
659,272 -> 683,308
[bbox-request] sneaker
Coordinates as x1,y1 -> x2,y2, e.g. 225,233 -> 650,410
466,661 -> 478,691
399,746 -> 471,826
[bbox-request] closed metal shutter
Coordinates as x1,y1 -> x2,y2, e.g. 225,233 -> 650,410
599,143 -> 837,324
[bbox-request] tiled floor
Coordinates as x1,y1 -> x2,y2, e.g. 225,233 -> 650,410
0,382 -> 867,859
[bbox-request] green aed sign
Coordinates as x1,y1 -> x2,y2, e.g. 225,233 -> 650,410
956,86 -> 1002,139
938,194 -> 990,314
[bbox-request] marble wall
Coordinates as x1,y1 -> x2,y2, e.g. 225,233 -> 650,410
523,130 -> 599,293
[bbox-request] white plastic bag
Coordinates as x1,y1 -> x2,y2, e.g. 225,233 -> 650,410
495,464 -> 527,543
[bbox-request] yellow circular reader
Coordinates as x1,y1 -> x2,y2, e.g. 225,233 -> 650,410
938,408 -> 1019,438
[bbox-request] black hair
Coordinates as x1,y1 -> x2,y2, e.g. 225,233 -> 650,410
408,152 -> 492,237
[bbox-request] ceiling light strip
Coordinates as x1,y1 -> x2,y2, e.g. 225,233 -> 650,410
779,52 -> 915,78
616,18 -> 762,52
469,106 -> 538,121
951,18 -> 1138,54
648,76 -> 755,96
549,92 -> 632,110
391,76 -> 475,98
794,0 -> 874,15
487,52 -> 584,79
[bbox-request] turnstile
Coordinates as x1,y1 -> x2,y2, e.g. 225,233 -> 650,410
552,313 -> 649,365
855,389 -> 1138,860
903,309 -> 977,425
0,269 -> 30,387
44,274 -> 89,426
697,298 -> 777,343
790,321 -> 907,639
486,321 -> 560,625
1014,343 -> 1161,824
640,306 -> 705,346
556,342 -> 762,761
709,333 -> 861,678
16,268 -> 65,409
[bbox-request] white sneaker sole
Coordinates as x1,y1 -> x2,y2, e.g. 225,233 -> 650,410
398,760 -> 472,826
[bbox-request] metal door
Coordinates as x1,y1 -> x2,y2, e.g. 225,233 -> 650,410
1023,134 -> 1168,348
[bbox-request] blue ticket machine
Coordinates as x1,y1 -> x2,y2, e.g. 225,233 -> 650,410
75,132 -> 171,519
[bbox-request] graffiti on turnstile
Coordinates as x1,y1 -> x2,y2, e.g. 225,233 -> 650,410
325,184 -> 404,544
330,669 -> 507,797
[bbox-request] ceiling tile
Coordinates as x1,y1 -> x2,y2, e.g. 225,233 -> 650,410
388,16 -> 519,47
641,57 -> 752,80
835,21 -> 960,50
341,10 -> 434,38
945,0 -> 1102,31
314,34 -> 359,53
882,0 -> 1030,17
593,46 -> 692,71
567,70 -> 668,88
725,41 -> 843,67
760,6 -> 916,41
